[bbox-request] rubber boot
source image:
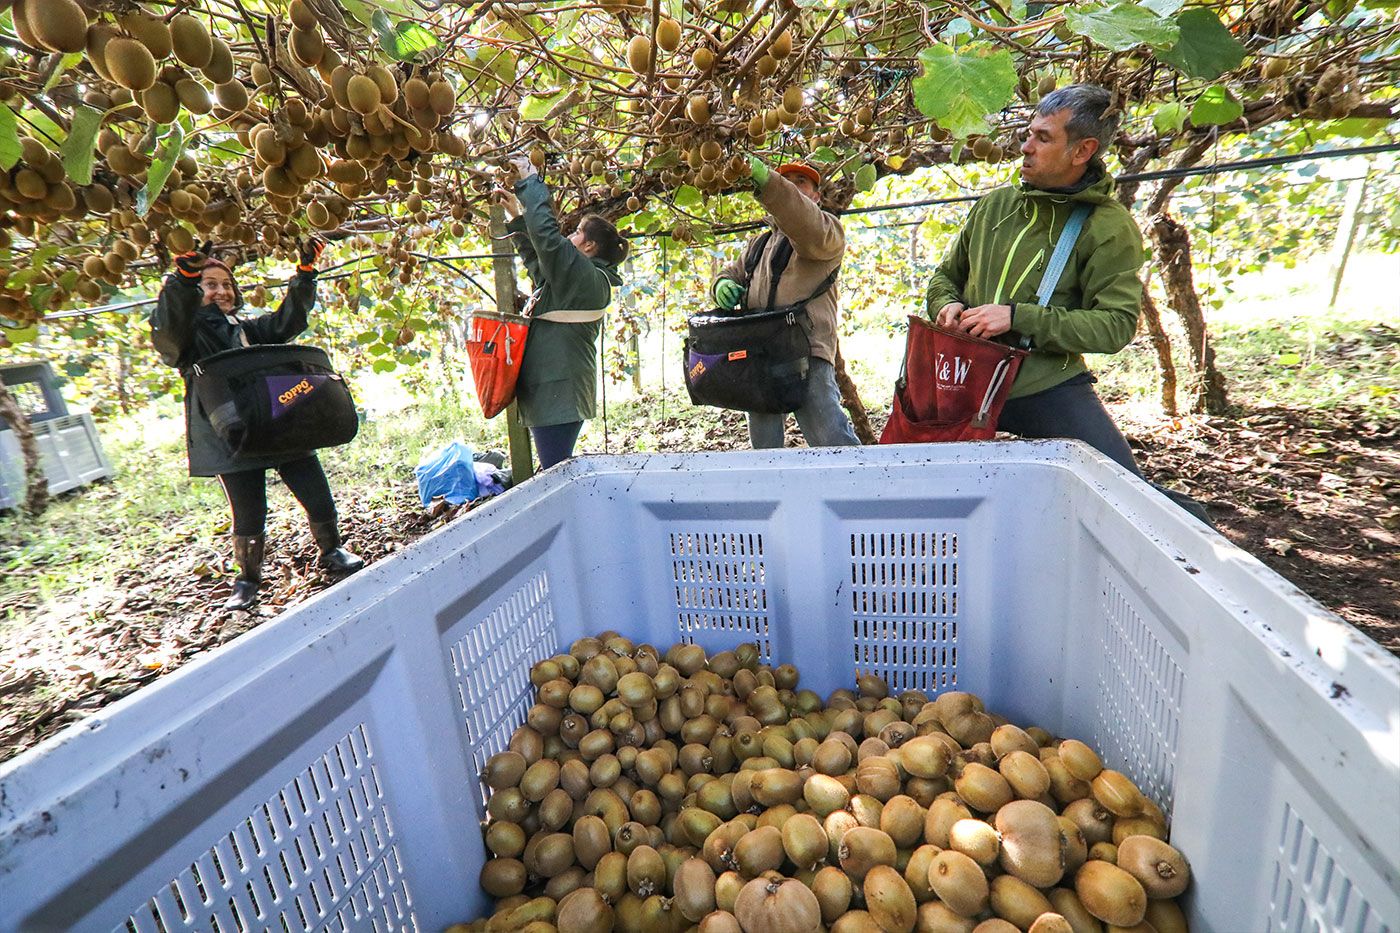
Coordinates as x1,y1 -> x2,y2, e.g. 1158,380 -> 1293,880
223,535 -> 264,610
310,520 -> 365,574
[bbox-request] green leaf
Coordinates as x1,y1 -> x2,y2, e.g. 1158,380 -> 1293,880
854,162 -> 877,193
674,184 -> 703,208
520,90 -> 567,121
811,146 -> 840,164
645,149 -> 681,170
340,0 -> 416,27
372,9 -> 440,61
1277,352 -> 1302,365
372,358 -> 397,372
1141,0 -> 1184,15
135,123 -> 187,217
61,105 -> 103,186
0,104 -> 19,171
1158,8 -> 1244,79
912,43 -> 1018,140
1,324 -> 39,344
1063,3 -> 1179,51
1152,101 -> 1189,133
1189,84 -> 1243,126
43,52 -> 86,92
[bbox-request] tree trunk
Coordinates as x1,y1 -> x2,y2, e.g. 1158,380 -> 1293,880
0,376 -> 49,515
1148,214 -> 1230,414
116,344 -> 132,415
834,348 -> 877,445
1139,282 -> 1179,416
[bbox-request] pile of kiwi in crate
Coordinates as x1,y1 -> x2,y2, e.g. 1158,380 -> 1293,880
447,633 -> 1191,933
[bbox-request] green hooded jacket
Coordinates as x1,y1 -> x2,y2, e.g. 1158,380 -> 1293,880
924,168 -> 1145,399
508,174 -> 623,427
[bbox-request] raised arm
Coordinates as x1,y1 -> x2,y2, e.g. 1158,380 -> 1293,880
757,171 -> 844,262
148,244 -> 211,367
515,174 -> 611,308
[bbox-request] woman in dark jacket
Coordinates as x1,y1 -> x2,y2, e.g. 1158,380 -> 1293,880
497,156 -> 628,469
149,240 -> 363,611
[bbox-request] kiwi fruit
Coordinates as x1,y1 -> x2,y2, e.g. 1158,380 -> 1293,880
686,95 -> 711,125
403,76 -> 430,110
169,14 -> 213,69
1116,835 -> 1190,898
428,79 -> 455,116
214,80 -> 248,113
692,46 -> 715,72
175,79 -> 212,115
346,74 -> 382,115
1074,860 -> 1147,927
140,82 -> 179,123
289,26 -> 324,67
770,28 -> 794,58
31,0 -> 88,54
289,0 -> 318,31
626,34 -> 651,74
203,38 -> 234,84
656,18 -> 681,52
106,37 -> 158,92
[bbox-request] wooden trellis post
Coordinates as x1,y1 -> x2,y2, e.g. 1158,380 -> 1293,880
489,204 -> 533,483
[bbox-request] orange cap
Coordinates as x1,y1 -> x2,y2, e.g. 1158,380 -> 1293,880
777,162 -> 821,187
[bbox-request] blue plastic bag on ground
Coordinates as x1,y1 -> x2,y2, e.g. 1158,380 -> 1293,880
415,441 -> 480,507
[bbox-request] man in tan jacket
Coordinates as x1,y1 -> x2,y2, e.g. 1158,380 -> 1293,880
711,159 -> 859,448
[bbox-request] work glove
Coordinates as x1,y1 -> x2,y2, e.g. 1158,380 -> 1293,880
297,236 -> 325,273
713,278 -> 746,310
174,240 -> 213,279
747,155 -> 770,190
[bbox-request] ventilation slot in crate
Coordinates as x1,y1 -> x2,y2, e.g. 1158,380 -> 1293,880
122,724 -> 415,933
670,531 -> 770,661
1093,575 -> 1183,813
849,531 -> 959,693
449,570 -> 559,811
1269,802 -> 1390,933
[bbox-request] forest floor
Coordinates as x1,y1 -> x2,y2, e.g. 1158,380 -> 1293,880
1,311 -> 1396,765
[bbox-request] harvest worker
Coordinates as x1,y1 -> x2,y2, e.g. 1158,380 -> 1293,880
495,155 -> 628,470
711,159 -> 860,449
925,84 -> 1209,524
149,239 -> 364,611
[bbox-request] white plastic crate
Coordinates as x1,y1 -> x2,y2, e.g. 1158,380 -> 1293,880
0,442 -> 1396,933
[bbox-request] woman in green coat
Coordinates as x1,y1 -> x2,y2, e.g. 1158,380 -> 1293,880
497,156 -> 627,469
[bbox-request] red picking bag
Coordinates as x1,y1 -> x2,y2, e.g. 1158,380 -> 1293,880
879,316 -> 1028,444
466,312 -> 529,419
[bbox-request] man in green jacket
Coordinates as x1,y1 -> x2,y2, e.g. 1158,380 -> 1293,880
926,84 -> 1209,523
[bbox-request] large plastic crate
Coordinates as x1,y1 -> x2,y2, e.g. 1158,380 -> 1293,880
0,443 -> 1396,933
0,412 -> 114,510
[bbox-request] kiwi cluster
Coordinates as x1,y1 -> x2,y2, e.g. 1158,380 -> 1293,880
452,634 -> 1194,933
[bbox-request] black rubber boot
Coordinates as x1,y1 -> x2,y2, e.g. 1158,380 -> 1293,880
310,520 -> 365,574
223,535 -> 264,610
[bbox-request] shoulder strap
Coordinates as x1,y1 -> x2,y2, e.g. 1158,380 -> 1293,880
755,231 -> 842,313
1035,203 -> 1093,306
742,230 -> 774,282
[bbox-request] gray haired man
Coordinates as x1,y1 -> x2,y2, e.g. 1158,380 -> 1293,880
925,84 -> 1211,524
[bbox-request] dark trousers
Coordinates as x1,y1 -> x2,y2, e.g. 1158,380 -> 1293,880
1000,374 -> 1212,525
531,421 -> 583,471
219,455 -> 336,535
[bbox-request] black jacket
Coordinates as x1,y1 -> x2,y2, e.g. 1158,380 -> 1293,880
149,271 -> 316,476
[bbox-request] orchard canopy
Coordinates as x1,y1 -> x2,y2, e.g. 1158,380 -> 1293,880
0,0 -> 1396,345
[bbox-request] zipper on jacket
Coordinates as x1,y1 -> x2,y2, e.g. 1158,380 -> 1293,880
993,201 -> 1039,305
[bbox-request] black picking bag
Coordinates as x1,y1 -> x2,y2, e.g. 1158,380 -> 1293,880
683,307 -> 812,414
683,230 -> 838,414
192,345 -> 358,459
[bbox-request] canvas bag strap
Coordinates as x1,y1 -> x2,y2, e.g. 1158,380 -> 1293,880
1034,202 -> 1093,306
